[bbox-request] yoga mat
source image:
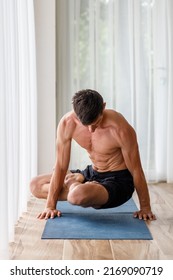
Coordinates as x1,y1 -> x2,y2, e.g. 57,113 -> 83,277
41,199 -> 152,240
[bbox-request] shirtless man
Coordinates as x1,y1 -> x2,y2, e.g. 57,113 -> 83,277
30,89 -> 156,221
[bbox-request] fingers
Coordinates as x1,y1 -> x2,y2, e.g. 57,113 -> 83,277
133,211 -> 156,221
57,211 -> 62,217
137,212 -> 143,220
148,213 -> 156,221
37,210 -> 62,220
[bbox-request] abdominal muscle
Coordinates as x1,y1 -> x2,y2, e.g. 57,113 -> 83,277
88,149 -> 127,172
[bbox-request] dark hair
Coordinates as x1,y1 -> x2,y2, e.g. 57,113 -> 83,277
72,89 -> 104,125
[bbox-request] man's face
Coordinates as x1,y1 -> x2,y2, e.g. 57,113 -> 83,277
86,114 -> 103,133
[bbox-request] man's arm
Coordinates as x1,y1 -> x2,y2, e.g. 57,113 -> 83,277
38,117 -> 72,220
120,125 -> 156,220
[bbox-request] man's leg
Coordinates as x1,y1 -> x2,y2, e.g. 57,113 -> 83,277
67,181 -> 109,208
30,174 -> 52,199
30,172 -> 85,200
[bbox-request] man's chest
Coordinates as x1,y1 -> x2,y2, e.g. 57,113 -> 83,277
72,127 -> 119,153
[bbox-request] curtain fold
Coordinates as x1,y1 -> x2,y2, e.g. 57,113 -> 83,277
56,0 -> 173,183
166,0 -> 173,182
0,0 -> 37,259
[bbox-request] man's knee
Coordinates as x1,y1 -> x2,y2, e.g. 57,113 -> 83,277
67,183 -> 88,206
30,177 -> 40,198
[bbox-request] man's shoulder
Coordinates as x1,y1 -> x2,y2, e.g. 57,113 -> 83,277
59,111 -> 76,125
104,109 -> 135,136
57,111 -> 77,139
105,109 -> 125,120
104,109 -> 129,127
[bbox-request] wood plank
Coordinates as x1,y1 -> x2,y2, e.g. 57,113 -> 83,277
9,183 -> 173,260
10,197 -> 64,260
63,240 -> 113,260
110,240 -> 164,260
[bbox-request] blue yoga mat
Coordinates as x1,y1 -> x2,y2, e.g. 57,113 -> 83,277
41,199 -> 152,240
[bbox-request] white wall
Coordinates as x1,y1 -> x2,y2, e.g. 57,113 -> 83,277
34,0 -> 56,174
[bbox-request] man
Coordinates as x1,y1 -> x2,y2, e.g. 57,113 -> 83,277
30,89 -> 156,221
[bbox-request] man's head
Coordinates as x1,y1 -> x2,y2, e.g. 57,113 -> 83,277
72,89 -> 105,126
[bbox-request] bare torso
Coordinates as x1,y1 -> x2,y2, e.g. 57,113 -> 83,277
64,109 -> 128,172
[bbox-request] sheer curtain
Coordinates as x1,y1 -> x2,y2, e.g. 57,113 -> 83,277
0,0 -> 37,259
56,0 -> 173,183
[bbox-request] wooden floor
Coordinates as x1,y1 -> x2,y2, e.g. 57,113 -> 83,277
9,183 -> 173,260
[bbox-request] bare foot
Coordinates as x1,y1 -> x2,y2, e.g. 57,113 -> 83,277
64,173 -> 85,187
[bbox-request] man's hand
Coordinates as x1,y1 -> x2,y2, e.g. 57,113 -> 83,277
133,209 -> 156,221
37,208 -> 61,220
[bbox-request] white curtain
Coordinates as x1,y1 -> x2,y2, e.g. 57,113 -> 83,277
0,0 -> 37,259
56,0 -> 173,183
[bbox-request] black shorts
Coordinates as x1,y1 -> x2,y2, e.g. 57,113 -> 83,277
70,165 -> 135,209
